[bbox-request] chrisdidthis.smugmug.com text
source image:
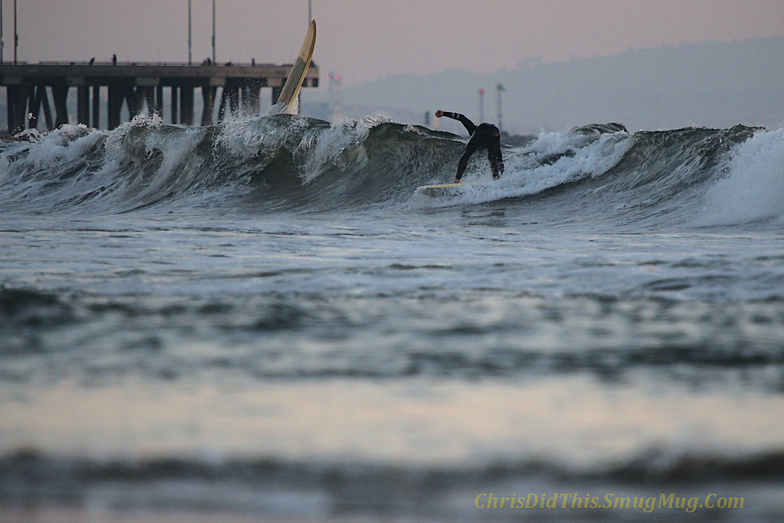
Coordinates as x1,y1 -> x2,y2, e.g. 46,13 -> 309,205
475,492 -> 744,513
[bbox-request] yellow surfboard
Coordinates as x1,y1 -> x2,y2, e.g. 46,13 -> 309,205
277,20 -> 317,113
416,181 -> 480,197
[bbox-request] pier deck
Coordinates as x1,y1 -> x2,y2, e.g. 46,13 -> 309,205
0,61 -> 320,133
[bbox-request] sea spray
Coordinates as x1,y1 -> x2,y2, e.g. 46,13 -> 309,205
699,127 -> 784,225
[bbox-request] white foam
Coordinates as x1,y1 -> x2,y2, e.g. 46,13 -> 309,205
215,113 -> 304,161
297,114 -> 391,183
698,127 -> 784,225
265,101 -> 297,116
21,124 -> 103,170
0,124 -> 108,211
429,128 -> 633,206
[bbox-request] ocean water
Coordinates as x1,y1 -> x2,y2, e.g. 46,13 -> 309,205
1,113 -> 783,522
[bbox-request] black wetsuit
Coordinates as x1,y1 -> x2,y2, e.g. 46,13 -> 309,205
440,112 -> 504,182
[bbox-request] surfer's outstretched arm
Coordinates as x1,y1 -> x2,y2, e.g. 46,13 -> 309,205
435,110 -> 476,135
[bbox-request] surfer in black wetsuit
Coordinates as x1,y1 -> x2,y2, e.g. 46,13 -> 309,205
435,110 -> 504,183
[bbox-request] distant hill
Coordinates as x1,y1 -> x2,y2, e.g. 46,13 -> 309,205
327,37 -> 784,134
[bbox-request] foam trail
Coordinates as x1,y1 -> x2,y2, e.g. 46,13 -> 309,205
446,127 -> 633,206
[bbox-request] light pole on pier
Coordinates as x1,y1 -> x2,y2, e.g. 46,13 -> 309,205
1,0 -> 4,64
212,0 -> 216,64
479,88 -> 485,123
496,83 -> 505,133
13,0 -> 17,64
187,0 -> 192,65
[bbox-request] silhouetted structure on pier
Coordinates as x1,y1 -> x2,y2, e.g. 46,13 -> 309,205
0,61 -> 319,134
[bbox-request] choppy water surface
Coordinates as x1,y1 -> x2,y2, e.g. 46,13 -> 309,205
1,115 -> 783,521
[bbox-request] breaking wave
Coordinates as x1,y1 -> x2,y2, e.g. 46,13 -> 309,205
1,113 -> 781,226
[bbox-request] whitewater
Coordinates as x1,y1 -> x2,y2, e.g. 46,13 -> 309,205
1,113 -> 784,522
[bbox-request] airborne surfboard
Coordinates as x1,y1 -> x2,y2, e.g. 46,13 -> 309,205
276,20 -> 317,113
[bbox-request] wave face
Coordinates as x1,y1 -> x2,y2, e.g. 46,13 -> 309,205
1,115 -> 781,226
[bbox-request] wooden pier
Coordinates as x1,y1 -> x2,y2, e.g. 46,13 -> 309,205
0,61 -> 320,134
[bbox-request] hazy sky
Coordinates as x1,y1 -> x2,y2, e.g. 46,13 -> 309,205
7,0 -> 784,87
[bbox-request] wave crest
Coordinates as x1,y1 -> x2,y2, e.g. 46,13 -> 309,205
0,114 -> 778,226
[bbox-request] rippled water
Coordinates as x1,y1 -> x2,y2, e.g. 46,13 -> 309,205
1,116 -> 783,521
